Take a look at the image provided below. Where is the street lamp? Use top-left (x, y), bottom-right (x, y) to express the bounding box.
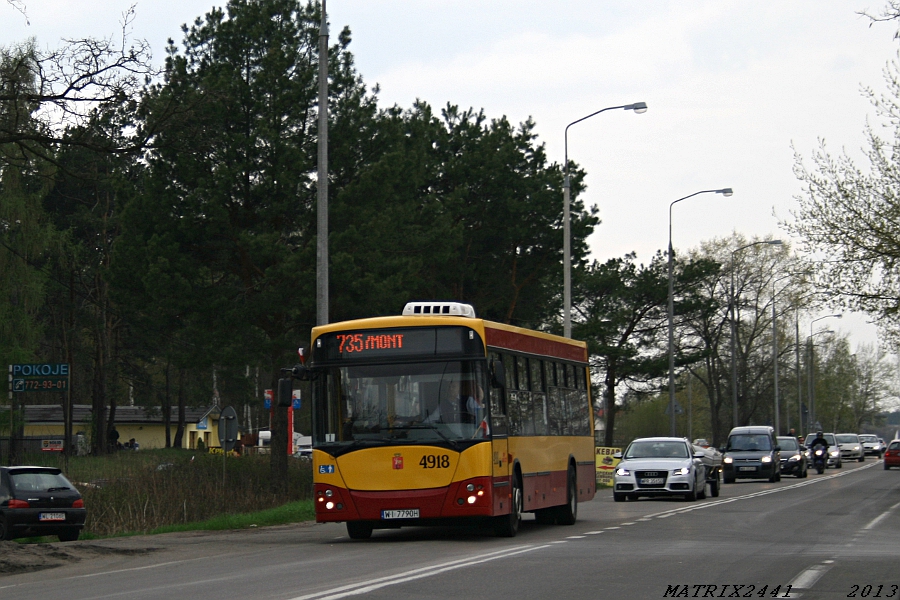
top-left (563, 102), bottom-right (648, 338)
top-left (730, 239), bottom-right (782, 428)
top-left (808, 313), bottom-right (842, 430)
top-left (666, 188), bottom-right (733, 436)
top-left (770, 273), bottom-right (797, 435)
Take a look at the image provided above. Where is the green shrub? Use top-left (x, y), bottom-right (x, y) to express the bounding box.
top-left (18, 449), bottom-right (313, 537)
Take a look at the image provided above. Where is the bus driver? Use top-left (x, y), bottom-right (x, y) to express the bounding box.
top-left (424, 379), bottom-right (482, 424)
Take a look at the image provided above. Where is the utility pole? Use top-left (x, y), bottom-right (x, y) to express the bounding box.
top-left (316, 0), bottom-right (329, 327)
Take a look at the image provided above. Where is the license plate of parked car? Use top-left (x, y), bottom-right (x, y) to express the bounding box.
top-left (39, 513), bottom-right (65, 521)
top-left (381, 509), bottom-right (419, 519)
top-left (639, 477), bottom-right (665, 485)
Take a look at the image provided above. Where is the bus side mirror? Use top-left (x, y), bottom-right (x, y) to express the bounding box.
top-left (277, 378), bottom-right (293, 407)
top-left (490, 359), bottom-right (506, 389)
top-left (291, 364), bottom-right (311, 381)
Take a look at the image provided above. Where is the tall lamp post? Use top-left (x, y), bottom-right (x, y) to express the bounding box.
top-left (563, 102), bottom-right (647, 338)
top-left (771, 273), bottom-right (812, 435)
top-left (808, 313), bottom-right (841, 430)
top-left (667, 188), bottom-right (733, 436)
top-left (730, 240), bottom-right (782, 428)
top-left (316, 1), bottom-right (329, 327)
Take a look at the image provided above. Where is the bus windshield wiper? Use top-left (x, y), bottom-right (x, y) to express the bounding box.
top-left (398, 424), bottom-right (459, 450)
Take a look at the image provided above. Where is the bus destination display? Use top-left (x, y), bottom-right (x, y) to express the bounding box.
top-left (317, 327), bottom-right (483, 362)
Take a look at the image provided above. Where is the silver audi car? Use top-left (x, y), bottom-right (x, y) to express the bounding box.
top-left (613, 437), bottom-right (707, 502)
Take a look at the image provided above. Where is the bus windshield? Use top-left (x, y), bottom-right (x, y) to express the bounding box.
top-left (313, 360), bottom-right (488, 447)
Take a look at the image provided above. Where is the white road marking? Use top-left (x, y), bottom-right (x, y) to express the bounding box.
top-left (863, 500), bottom-right (900, 530)
top-left (640, 462), bottom-right (879, 521)
top-left (789, 564), bottom-right (832, 589)
top-left (288, 545), bottom-right (553, 600)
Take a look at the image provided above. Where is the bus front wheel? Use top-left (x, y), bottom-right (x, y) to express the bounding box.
top-left (494, 475), bottom-right (522, 537)
top-left (347, 521), bottom-right (374, 540)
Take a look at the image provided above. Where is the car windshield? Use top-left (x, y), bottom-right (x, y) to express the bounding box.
top-left (835, 434), bottom-right (858, 443)
top-left (890, 442), bottom-right (900, 450)
top-left (726, 434), bottom-right (772, 451)
top-left (777, 437), bottom-right (799, 451)
top-left (859, 435), bottom-right (877, 443)
top-left (10, 470), bottom-right (73, 492)
top-left (625, 440), bottom-right (688, 459)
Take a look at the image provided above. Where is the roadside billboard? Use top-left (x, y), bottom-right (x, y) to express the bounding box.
top-left (595, 446), bottom-right (622, 487)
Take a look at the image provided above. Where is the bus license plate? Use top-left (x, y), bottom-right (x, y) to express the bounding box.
top-left (39, 513), bottom-right (65, 521)
top-left (381, 509), bottom-right (419, 520)
top-left (639, 478), bottom-right (664, 485)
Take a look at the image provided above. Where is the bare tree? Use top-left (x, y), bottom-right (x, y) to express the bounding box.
top-left (786, 5), bottom-right (900, 342)
top-left (0, 6), bottom-right (160, 166)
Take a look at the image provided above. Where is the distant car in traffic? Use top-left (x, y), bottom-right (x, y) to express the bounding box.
top-left (692, 438), bottom-right (711, 448)
top-left (613, 437), bottom-right (707, 502)
top-left (859, 434), bottom-right (884, 458)
top-left (776, 436), bottom-right (808, 478)
top-left (0, 466), bottom-right (86, 542)
top-left (804, 433), bottom-right (842, 468)
top-left (884, 440), bottom-right (900, 470)
top-left (722, 426), bottom-right (781, 483)
top-left (835, 433), bottom-right (865, 462)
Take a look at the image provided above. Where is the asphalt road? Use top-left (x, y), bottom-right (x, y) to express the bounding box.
top-left (1, 458), bottom-right (898, 600)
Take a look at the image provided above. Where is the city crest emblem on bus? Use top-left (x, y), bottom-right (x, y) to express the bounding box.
top-left (392, 455), bottom-right (404, 470)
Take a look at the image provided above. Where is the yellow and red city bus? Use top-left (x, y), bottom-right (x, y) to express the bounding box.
top-left (306, 301), bottom-right (596, 539)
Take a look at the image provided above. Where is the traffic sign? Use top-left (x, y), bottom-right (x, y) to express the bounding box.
top-left (218, 406), bottom-right (239, 452)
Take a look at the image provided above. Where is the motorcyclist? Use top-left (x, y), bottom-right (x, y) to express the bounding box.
top-left (808, 431), bottom-right (830, 463)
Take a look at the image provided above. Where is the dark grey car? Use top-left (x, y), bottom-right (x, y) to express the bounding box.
top-left (722, 426), bottom-right (781, 483)
top-left (0, 466), bottom-right (86, 541)
top-left (776, 436), bottom-right (808, 478)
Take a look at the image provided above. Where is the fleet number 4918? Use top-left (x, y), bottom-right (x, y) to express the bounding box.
top-left (420, 455), bottom-right (450, 468)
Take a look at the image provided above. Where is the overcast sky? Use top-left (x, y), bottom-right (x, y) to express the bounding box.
top-left (3, 0), bottom-right (898, 349)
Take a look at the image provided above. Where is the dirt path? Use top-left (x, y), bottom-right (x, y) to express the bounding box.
top-left (0, 540), bottom-right (157, 575)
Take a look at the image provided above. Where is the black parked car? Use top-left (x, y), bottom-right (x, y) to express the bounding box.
top-left (0, 466), bottom-right (86, 541)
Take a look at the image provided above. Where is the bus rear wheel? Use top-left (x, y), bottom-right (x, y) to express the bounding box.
top-left (347, 521), bottom-right (374, 540)
top-left (494, 475), bottom-right (522, 537)
top-left (555, 466), bottom-right (577, 525)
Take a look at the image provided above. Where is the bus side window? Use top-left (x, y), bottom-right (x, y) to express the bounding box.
top-left (530, 358), bottom-right (545, 392)
top-left (529, 358), bottom-right (547, 434)
top-left (489, 352), bottom-right (508, 417)
top-left (547, 387), bottom-right (564, 435)
top-left (507, 390), bottom-right (522, 436)
top-left (516, 355), bottom-right (529, 391)
top-left (513, 390), bottom-right (535, 435)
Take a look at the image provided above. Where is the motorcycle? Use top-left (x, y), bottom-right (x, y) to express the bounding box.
top-left (811, 443), bottom-right (827, 474)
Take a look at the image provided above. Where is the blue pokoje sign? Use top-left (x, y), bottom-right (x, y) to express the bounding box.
top-left (9, 364), bottom-right (71, 393)
top-left (11, 363), bottom-right (69, 377)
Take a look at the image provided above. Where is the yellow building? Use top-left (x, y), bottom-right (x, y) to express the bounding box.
top-left (6, 404), bottom-right (227, 453)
